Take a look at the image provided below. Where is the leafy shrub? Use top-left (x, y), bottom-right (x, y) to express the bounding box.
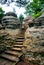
top-left (33, 11), bottom-right (42, 18)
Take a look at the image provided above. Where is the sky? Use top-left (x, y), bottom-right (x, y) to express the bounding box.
top-left (0, 0), bottom-right (33, 17)
top-left (0, 2), bottom-right (26, 17)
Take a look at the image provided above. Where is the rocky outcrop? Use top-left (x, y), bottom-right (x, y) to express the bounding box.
top-left (22, 14), bottom-right (44, 65)
top-left (23, 27), bottom-right (44, 64)
top-left (23, 16), bottom-right (34, 28)
top-left (2, 12), bottom-right (21, 29)
top-left (34, 13), bottom-right (44, 27)
top-left (0, 29), bottom-right (25, 65)
top-left (0, 24), bottom-right (5, 30)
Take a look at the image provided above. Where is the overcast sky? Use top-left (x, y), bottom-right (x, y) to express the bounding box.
top-left (0, 2), bottom-right (26, 17)
top-left (0, 0), bottom-right (32, 17)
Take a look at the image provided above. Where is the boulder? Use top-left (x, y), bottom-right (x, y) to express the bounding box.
top-left (2, 12), bottom-right (21, 29)
top-left (34, 13), bottom-right (44, 27)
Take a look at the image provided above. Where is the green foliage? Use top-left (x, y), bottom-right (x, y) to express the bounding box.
top-left (25, 0), bottom-right (44, 16)
top-left (0, 7), bottom-right (5, 19)
top-left (0, 0), bottom-right (29, 7)
top-left (19, 14), bottom-right (24, 23)
top-left (0, 7), bottom-right (5, 24)
top-left (0, 44), bottom-right (7, 53)
top-left (33, 11), bottom-right (42, 18)
top-left (38, 0), bottom-right (44, 4)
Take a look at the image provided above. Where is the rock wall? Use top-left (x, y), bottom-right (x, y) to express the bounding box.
top-left (23, 15), bottom-right (44, 65)
top-left (2, 12), bottom-right (21, 29)
top-left (34, 13), bottom-right (44, 27)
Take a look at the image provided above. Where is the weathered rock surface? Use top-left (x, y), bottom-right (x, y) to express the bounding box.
top-left (0, 29), bottom-right (25, 65)
top-left (0, 29), bottom-right (20, 46)
top-left (22, 14), bottom-right (44, 64)
top-left (0, 24), bottom-right (4, 29)
top-left (34, 13), bottom-right (44, 26)
top-left (2, 12), bottom-right (21, 29)
top-left (23, 27), bottom-right (44, 65)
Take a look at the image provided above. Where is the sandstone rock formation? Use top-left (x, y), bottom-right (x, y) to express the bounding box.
top-left (2, 12), bottom-right (21, 29)
top-left (34, 13), bottom-right (44, 27)
top-left (23, 15), bottom-right (44, 65)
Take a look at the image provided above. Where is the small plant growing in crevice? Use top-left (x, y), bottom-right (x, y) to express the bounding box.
top-left (0, 44), bottom-right (7, 53)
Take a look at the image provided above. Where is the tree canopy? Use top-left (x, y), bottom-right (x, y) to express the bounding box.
top-left (0, 0), bottom-right (29, 7)
top-left (16, 0), bottom-right (29, 7)
top-left (0, 0), bottom-right (44, 18)
top-left (25, 0), bottom-right (44, 17)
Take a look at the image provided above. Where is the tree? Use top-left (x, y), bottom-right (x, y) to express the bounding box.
top-left (0, 7), bottom-right (5, 23)
top-left (0, 0), bottom-right (29, 7)
top-left (19, 14), bottom-right (24, 24)
top-left (25, 0), bottom-right (44, 17)
top-left (16, 0), bottom-right (30, 7)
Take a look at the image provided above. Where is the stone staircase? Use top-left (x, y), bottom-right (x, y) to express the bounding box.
top-left (0, 29), bottom-right (25, 65)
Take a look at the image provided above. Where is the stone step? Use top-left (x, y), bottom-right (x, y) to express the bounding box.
top-left (0, 54), bottom-right (19, 62)
top-left (0, 59), bottom-right (15, 65)
top-left (13, 45), bottom-right (23, 48)
top-left (16, 42), bottom-right (23, 43)
top-left (0, 60), bottom-right (8, 65)
top-left (15, 39), bottom-right (24, 42)
top-left (19, 31), bottom-right (25, 33)
top-left (16, 34), bottom-right (24, 37)
top-left (16, 37), bottom-right (24, 39)
top-left (0, 30), bottom-right (25, 65)
top-left (5, 51), bottom-right (22, 57)
top-left (15, 40), bottom-right (24, 42)
top-left (15, 42), bottom-right (23, 45)
top-left (11, 48), bottom-right (22, 52)
top-left (14, 43), bottom-right (23, 45)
